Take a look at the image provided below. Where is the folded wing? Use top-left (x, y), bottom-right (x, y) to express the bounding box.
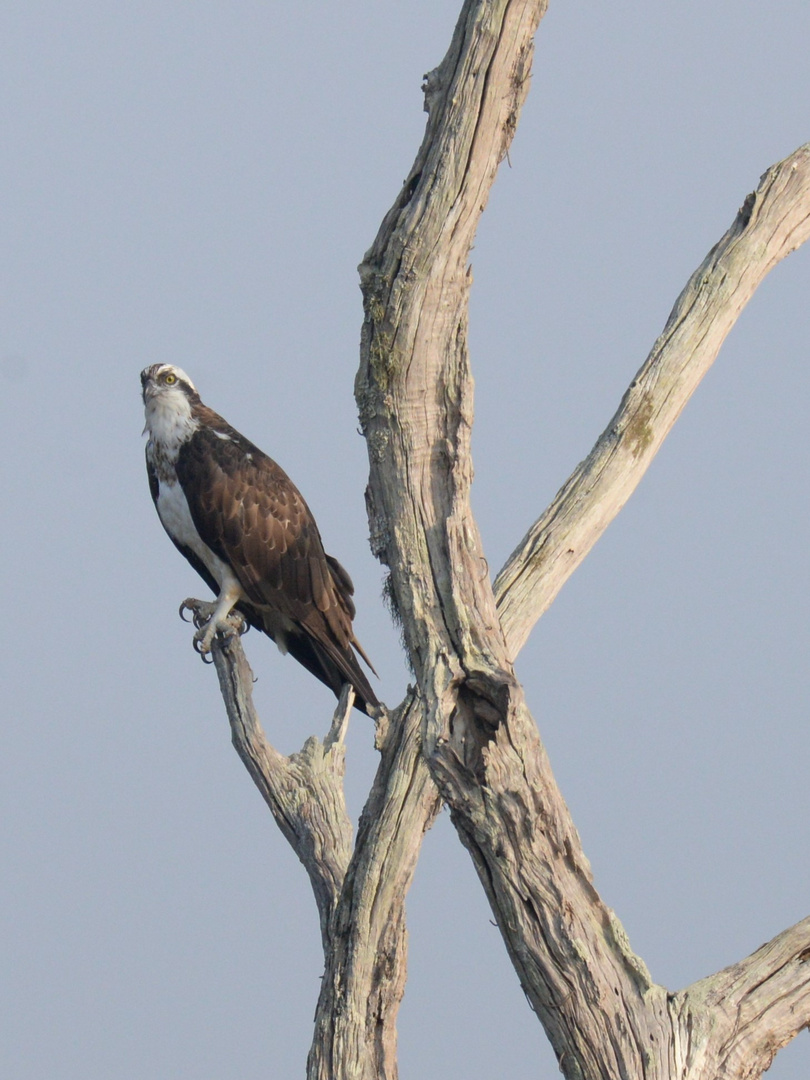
top-left (175, 414), bottom-right (379, 713)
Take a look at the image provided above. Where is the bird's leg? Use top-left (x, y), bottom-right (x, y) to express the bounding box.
top-left (179, 578), bottom-right (247, 658)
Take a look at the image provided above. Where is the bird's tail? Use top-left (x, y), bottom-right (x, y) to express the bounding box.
top-left (267, 622), bottom-right (380, 715)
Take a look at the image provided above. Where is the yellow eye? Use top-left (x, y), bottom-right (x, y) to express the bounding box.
top-left (164, 373), bottom-right (177, 385)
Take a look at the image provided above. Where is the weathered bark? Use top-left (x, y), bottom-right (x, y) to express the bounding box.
top-left (211, 632), bottom-right (353, 949)
top-left (212, 631), bottom-right (440, 1080)
top-left (356, 0), bottom-right (810, 1076)
top-left (306, 691), bottom-right (438, 1080)
top-left (203, 1), bottom-right (810, 1077)
top-left (494, 144), bottom-right (810, 656)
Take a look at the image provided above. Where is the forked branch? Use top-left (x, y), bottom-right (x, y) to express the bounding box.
top-left (205, 0), bottom-right (810, 1075)
top-left (677, 916), bottom-right (810, 1078)
top-left (211, 630), bottom-right (440, 1080)
top-left (211, 630), bottom-right (353, 948)
top-left (356, 0), bottom-right (810, 1073)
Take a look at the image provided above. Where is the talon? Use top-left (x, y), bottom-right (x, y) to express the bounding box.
top-left (181, 594), bottom-right (244, 658)
top-left (180, 598), bottom-right (217, 631)
top-left (193, 624), bottom-right (216, 654)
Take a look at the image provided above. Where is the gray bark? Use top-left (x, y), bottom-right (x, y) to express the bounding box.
top-left (494, 147), bottom-right (810, 656)
top-left (205, 2), bottom-right (810, 1077)
top-left (212, 634), bottom-right (439, 1080)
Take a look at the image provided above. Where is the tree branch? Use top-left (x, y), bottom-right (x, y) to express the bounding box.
top-left (356, 0), bottom-right (810, 1075)
top-left (359, 0), bottom-right (548, 687)
top-left (210, 7), bottom-right (552, 1073)
top-left (208, 3), bottom-right (809, 1077)
top-left (682, 917), bottom-right (810, 1079)
top-left (210, 631), bottom-right (441, 1080)
top-left (212, 615), bottom-right (810, 1078)
top-left (211, 630), bottom-right (353, 949)
top-left (493, 143), bottom-right (810, 656)
top-left (308, 692), bottom-right (440, 1080)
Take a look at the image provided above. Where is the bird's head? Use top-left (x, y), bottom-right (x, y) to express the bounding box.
top-left (141, 364), bottom-right (203, 444)
top-left (140, 364), bottom-right (199, 406)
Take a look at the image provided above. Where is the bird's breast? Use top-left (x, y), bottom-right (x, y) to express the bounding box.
top-left (155, 478), bottom-right (232, 589)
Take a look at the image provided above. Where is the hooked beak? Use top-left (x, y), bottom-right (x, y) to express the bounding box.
top-left (141, 377), bottom-right (157, 405)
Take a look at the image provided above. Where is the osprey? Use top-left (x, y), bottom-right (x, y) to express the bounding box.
top-left (141, 363), bottom-right (379, 715)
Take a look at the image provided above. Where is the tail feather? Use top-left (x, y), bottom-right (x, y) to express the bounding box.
top-left (283, 630), bottom-right (380, 715)
top-left (235, 598), bottom-right (380, 715)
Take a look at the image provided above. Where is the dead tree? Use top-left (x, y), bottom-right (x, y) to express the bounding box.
top-left (209, 2), bottom-right (810, 1077)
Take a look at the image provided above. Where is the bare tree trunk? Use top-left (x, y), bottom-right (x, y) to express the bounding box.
top-left (356, 1), bottom-right (810, 1077)
top-left (205, 2), bottom-right (810, 1077)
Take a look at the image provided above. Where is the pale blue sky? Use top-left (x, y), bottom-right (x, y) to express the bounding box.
top-left (2, 3), bottom-right (808, 1077)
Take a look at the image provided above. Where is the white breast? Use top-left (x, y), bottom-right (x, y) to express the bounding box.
top-left (156, 478), bottom-right (234, 589)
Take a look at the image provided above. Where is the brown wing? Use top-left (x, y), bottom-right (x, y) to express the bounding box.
top-left (175, 415), bottom-right (378, 711)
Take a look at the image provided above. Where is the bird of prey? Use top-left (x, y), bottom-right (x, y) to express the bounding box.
top-left (141, 363), bottom-right (379, 714)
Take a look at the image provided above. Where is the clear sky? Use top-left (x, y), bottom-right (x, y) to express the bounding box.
top-left (2, 3), bottom-right (808, 1077)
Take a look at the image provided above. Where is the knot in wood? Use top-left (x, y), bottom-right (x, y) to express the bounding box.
top-left (444, 668), bottom-right (517, 780)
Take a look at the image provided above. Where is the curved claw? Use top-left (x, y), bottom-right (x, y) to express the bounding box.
top-left (192, 635), bottom-right (215, 663)
top-left (180, 598), bottom-right (218, 633)
top-left (180, 598), bottom-right (210, 628)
